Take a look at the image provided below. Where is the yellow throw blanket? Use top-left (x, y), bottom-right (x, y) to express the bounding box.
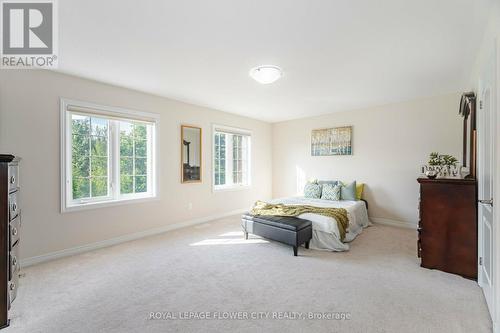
top-left (250, 201), bottom-right (349, 241)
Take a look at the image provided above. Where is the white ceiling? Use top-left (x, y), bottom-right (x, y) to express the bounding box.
top-left (57, 0), bottom-right (492, 122)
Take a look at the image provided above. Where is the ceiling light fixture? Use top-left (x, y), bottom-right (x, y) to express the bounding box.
top-left (249, 65), bottom-right (283, 84)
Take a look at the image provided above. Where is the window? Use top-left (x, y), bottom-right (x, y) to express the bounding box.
top-left (61, 99), bottom-right (158, 211)
top-left (213, 125), bottom-right (251, 190)
top-left (119, 121), bottom-right (151, 195)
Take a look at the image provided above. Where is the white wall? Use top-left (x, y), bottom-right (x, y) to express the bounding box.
top-left (0, 70), bottom-right (272, 260)
top-left (470, 1), bottom-right (500, 87)
top-left (272, 93), bottom-right (462, 226)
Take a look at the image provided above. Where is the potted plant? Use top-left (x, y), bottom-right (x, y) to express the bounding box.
top-left (426, 152), bottom-right (441, 178)
top-left (441, 154), bottom-right (458, 177)
top-left (425, 152), bottom-right (458, 179)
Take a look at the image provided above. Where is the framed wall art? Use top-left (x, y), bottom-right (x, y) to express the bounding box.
top-left (311, 126), bottom-right (352, 156)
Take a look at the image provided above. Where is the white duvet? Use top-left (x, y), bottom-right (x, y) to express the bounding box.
top-left (271, 197), bottom-right (372, 251)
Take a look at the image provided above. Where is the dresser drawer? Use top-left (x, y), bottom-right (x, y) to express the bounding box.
top-left (9, 242), bottom-right (19, 282)
top-left (8, 191), bottom-right (19, 221)
top-left (9, 216), bottom-right (20, 249)
top-left (8, 265), bottom-right (19, 306)
top-left (8, 164), bottom-right (18, 193)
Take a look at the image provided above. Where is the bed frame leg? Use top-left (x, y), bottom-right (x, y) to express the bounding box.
top-left (305, 241), bottom-right (310, 249)
top-left (293, 246), bottom-right (298, 256)
top-left (244, 231), bottom-right (248, 240)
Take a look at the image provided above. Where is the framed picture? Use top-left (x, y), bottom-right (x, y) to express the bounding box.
top-left (181, 125), bottom-right (202, 183)
top-left (311, 126), bottom-right (352, 156)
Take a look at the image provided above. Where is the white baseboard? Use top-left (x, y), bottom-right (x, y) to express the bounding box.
top-left (20, 208), bottom-right (247, 268)
top-left (370, 216), bottom-right (417, 229)
top-left (494, 321), bottom-right (498, 333)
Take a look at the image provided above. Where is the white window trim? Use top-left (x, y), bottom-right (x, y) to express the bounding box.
top-left (212, 124), bottom-right (252, 192)
top-left (60, 98), bottom-right (160, 213)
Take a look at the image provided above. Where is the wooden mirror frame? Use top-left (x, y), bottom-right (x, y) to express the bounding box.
top-left (181, 125), bottom-right (202, 183)
top-left (459, 92), bottom-right (477, 179)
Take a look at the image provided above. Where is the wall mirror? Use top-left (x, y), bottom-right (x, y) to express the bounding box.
top-left (459, 92), bottom-right (476, 179)
top-left (181, 125), bottom-right (202, 183)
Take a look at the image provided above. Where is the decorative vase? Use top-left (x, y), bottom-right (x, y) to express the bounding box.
top-left (448, 165), bottom-right (461, 178)
top-left (441, 166), bottom-right (449, 178)
top-left (425, 170), bottom-right (438, 179)
top-left (460, 166), bottom-right (470, 179)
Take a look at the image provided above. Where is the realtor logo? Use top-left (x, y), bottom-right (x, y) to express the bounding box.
top-left (1, 0), bottom-right (58, 68)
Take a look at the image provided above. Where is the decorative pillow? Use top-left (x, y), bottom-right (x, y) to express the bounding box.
top-left (356, 183), bottom-right (364, 200)
top-left (340, 181), bottom-right (357, 200)
top-left (318, 180), bottom-right (339, 187)
top-left (304, 182), bottom-right (322, 199)
top-left (321, 183), bottom-right (341, 201)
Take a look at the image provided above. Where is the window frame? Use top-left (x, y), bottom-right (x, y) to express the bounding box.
top-left (212, 124), bottom-right (252, 192)
top-left (60, 98), bottom-right (160, 213)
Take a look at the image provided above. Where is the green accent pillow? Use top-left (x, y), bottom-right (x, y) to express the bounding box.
top-left (321, 183), bottom-right (341, 201)
top-left (341, 181), bottom-right (357, 200)
top-left (304, 182), bottom-right (322, 199)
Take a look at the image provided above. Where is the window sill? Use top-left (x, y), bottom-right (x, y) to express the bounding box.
top-left (213, 185), bottom-right (251, 193)
top-left (62, 195), bottom-right (159, 213)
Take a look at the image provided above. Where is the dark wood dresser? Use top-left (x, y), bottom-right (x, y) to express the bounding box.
top-left (0, 155), bottom-right (20, 328)
top-left (417, 178), bottom-right (477, 279)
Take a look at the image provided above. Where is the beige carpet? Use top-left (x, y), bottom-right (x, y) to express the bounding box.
top-left (6, 216), bottom-right (492, 333)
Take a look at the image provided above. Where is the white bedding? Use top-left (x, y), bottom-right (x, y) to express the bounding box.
top-left (270, 197), bottom-right (372, 251)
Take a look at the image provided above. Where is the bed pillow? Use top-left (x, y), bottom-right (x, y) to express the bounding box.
top-left (321, 183), bottom-right (341, 201)
top-left (304, 182), bottom-right (322, 199)
top-left (318, 180), bottom-right (339, 186)
top-left (340, 181), bottom-right (357, 200)
top-left (356, 183), bottom-right (364, 200)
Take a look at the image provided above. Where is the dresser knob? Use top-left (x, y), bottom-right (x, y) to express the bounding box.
top-left (12, 257), bottom-right (17, 267)
top-left (9, 176), bottom-right (15, 184)
top-left (11, 227), bottom-right (17, 236)
top-left (10, 283), bottom-right (15, 291)
top-left (12, 203), bottom-right (17, 212)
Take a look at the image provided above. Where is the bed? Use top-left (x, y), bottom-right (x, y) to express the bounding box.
top-left (269, 197), bottom-right (372, 251)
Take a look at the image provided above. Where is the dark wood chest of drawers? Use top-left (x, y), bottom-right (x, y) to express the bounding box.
top-left (0, 155), bottom-right (20, 328)
top-left (417, 178), bottom-right (477, 279)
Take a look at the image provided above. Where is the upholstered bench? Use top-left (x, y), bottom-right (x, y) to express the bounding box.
top-left (241, 214), bottom-right (312, 256)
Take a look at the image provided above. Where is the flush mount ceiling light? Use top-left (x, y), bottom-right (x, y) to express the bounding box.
top-left (249, 65), bottom-right (283, 84)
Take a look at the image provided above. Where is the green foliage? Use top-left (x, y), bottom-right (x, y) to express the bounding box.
top-left (441, 155), bottom-right (458, 167)
top-left (119, 121), bottom-right (148, 194)
top-left (214, 133), bottom-right (226, 185)
top-left (428, 152), bottom-right (441, 166)
top-left (72, 116), bottom-right (148, 200)
top-left (72, 116), bottom-right (109, 199)
top-left (427, 152), bottom-right (458, 167)
top-left (120, 175), bottom-right (133, 194)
